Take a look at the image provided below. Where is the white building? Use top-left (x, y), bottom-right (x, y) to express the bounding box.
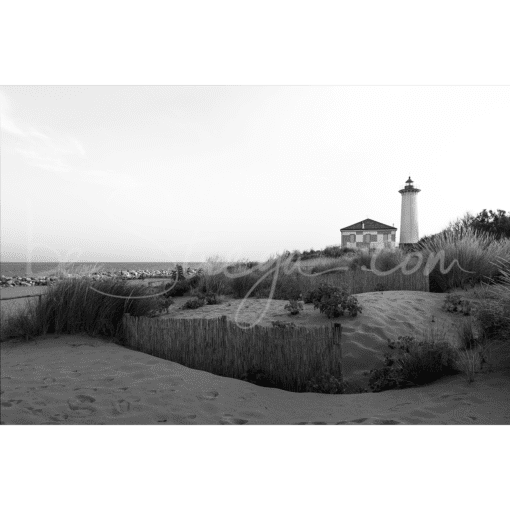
top-left (340, 218), bottom-right (397, 250)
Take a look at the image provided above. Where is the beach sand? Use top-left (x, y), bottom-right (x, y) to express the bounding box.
top-left (1, 290), bottom-right (509, 425)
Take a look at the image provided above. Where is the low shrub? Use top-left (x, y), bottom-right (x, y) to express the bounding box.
top-left (473, 300), bottom-right (510, 341)
top-left (148, 296), bottom-right (175, 317)
top-left (305, 373), bottom-right (344, 394)
top-left (204, 292), bottom-right (221, 305)
top-left (309, 284), bottom-right (362, 318)
top-left (182, 297), bottom-right (205, 310)
top-left (442, 293), bottom-right (472, 315)
top-left (284, 299), bottom-right (304, 315)
top-left (367, 335), bottom-right (460, 392)
top-left (190, 289), bottom-right (222, 304)
top-left (163, 279), bottom-right (191, 297)
top-left (240, 367), bottom-right (278, 388)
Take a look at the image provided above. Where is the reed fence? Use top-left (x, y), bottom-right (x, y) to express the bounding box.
top-left (121, 314), bottom-right (343, 392)
top-left (295, 268), bottom-right (429, 294)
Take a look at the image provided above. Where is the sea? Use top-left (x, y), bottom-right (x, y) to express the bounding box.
top-left (0, 262), bottom-right (204, 278)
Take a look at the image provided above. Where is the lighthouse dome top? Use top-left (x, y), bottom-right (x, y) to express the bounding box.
top-left (399, 176), bottom-right (421, 194)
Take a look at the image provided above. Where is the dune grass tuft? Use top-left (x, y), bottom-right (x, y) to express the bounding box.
top-left (417, 227), bottom-right (510, 292)
top-left (1, 278), bottom-right (167, 341)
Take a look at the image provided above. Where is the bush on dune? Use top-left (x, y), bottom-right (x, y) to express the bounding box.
top-left (368, 335), bottom-right (460, 392)
top-left (306, 283), bottom-right (362, 318)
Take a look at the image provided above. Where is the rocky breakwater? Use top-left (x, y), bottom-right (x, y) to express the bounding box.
top-left (1, 275), bottom-right (58, 287)
top-left (1, 267), bottom-right (203, 287)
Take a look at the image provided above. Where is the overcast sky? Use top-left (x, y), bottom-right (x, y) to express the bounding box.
top-left (1, 86), bottom-right (509, 263)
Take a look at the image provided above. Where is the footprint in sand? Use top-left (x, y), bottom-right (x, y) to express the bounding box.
top-left (2, 399), bottom-right (23, 407)
top-left (68, 394), bottom-right (97, 413)
top-left (369, 418), bottom-right (403, 425)
top-left (197, 391), bottom-right (219, 401)
top-left (219, 415), bottom-right (249, 425)
top-left (168, 414), bottom-right (198, 424)
top-left (25, 406), bottom-right (44, 416)
top-left (48, 413), bottom-right (69, 423)
top-left (112, 399), bottom-right (131, 414)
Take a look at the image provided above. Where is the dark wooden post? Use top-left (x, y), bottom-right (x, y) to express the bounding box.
top-left (333, 322), bottom-right (343, 384)
top-left (333, 323), bottom-right (342, 345)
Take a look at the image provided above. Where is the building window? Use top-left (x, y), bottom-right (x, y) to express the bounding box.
top-left (350, 234), bottom-right (355, 243)
top-left (370, 234), bottom-right (377, 242)
top-left (391, 234), bottom-right (395, 242)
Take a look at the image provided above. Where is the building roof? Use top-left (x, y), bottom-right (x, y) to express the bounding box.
top-left (340, 218), bottom-right (397, 231)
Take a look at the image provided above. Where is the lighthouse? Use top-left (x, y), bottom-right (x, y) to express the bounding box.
top-left (398, 176), bottom-right (421, 249)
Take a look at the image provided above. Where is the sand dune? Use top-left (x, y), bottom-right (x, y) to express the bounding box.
top-left (2, 290), bottom-right (509, 425)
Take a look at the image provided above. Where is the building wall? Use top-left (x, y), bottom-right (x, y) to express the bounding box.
top-left (341, 230), bottom-right (396, 249)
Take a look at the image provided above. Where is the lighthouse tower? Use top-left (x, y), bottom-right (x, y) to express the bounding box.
top-left (398, 176), bottom-right (421, 249)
